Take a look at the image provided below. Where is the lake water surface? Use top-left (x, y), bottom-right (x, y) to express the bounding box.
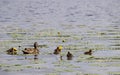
top-left (0, 0), bottom-right (120, 75)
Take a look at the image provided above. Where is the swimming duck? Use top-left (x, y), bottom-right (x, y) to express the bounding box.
top-left (66, 51), bottom-right (73, 60)
top-left (53, 45), bottom-right (63, 55)
top-left (84, 49), bottom-right (92, 55)
top-left (22, 42), bottom-right (39, 55)
top-left (6, 47), bottom-right (17, 55)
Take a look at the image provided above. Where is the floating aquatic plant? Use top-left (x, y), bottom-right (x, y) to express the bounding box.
top-left (64, 69), bottom-right (73, 72)
top-left (84, 73), bottom-right (99, 75)
top-left (14, 64), bottom-right (22, 66)
top-left (9, 33), bottom-right (25, 39)
top-left (46, 73), bottom-right (59, 75)
top-left (26, 66), bottom-right (32, 68)
top-left (3, 69), bottom-right (11, 72)
top-left (108, 72), bottom-right (120, 75)
top-left (1, 64), bottom-right (24, 72)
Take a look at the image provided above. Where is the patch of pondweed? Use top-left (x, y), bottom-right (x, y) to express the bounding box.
top-left (77, 54), bottom-right (93, 59)
top-left (34, 66), bottom-right (41, 69)
top-left (9, 40), bottom-right (22, 43)
top-left (5, 65), bottom-right (11, 68)
top-left (99, 32), bottom-right (106, 35)
top-left (113, 36), bottom-right (120, 38)
top-left (72, 36), bottom-right (83, 40)
top-left (110, 47), bottom-right (120, 50)
top-left (0, 64), bottom-right (9, 67)
top-left (14, 64), bottom-right (22, 66)
top-left (84, 73), bottom-right (99, 75)
top-left (54, 64), bottom-right (61, 67)
top-left (65, 64), bottom-right (75, 68)
top-left (0, 64), bottom-right (2, 67)
top-left (58, 35), bottom-right (70, 37)
top-left (26, 66), bottom-right (32, 68)
top-left (9, 33), bottom-right (25, 39)
top-left (77, 57), bottom-right (85, 62)
top-left (46, 73), bottom-right (59, 75)
top-left (93, 44), bottom-right (105, 50)
top-left (109, 72), bottom-right (120, 75)
top-left (34, 59), bottom-right (46, 64)
top-left (55, 67), bottom-right (65, 72)
top-left (64, 69), bottom-right (73, 72)
top-left (64, 45), bottom-right (81, 50)
top-left (109, 63), bottom-right (120, 67)
top-left (53, 61), bottom-right (65, 67)
top-left (3, 69), bottom-right (11, 72)
top-left (39, 44), bottom-right (48, 48)
top-left (55, 67), bottom-right (74, 72)
top-left (111, 44), bottom-right (120, 46)
top-left (90, 63), bottom-right (108, 67)
top-left (0, 41), bottom-right (12, 47)
top-left (1, 64), bottom-right (25, 72)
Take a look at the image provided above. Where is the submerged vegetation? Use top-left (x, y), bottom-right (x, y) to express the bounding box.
top-left (0, 26), bottom-right (119, 75)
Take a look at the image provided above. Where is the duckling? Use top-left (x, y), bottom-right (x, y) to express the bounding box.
top-left (53, 45), bottom-right (63, 55)
top-left (6, 47), bottom-right (17, 55)
top-left (22, 42), bottom-right (39, 55)
top-left (84, 49), bottom-right (92, 55)
top-left (66, 51), bottom-right (73, 60)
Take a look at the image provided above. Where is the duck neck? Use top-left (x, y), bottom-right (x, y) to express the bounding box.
top-left (34, 47), bottom-right (38, 49)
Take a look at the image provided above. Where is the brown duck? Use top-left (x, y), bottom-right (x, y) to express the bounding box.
top-left (22, 42), bottom-right (39, 55)
top-left (66, 51), bottom-right (73, 60)
top-left (6, 47), bottom-right (17, 55)
top-left (84, 49), bottom-right (92, 55)
top-left (53, 45), bottom-right (63, 55)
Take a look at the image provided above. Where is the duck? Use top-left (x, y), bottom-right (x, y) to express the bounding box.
top-left (22, 42), bottom-right (39, 55)
top-left (53, 45), bottom-right (63, 55)
top-left (6, 47), bottom-right (17, 55)
top-left (66, 51), bottom-right (73, 60)
top-left (84, 49), bottom-right (92, 55)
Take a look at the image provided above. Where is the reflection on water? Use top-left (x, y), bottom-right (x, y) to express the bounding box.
top-left (0, 0), bottom-right (120, 75)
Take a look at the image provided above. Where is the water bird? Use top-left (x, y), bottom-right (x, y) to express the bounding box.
top-left (6, 47), bottom-right (17, 55)
top-left (84, 49), bottom-right (92, 55)
top-left (66, 51), bottom-right (73, 60)
top-left (22, 42), bottom-right (39, 55)
top-left (53, 45), bottom-right (63, 55)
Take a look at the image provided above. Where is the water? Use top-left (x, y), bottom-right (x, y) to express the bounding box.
top-left (0, 0), bottom-right (120, 75)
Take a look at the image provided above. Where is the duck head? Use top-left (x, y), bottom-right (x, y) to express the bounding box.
top-left (89, 49), bottom-right (92, 52)
top-left (58, 45), bottom-right (63, 50)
